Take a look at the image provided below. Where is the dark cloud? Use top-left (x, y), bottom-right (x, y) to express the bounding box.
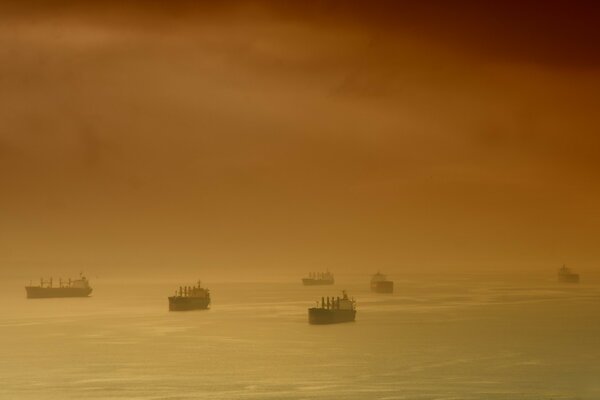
top-left (2, 1), bottom-right (599, 68)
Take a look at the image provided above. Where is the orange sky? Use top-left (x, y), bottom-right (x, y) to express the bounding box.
top-left (1, 1), bottom-right (599, 279)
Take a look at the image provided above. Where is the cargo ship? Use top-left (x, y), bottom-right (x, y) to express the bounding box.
top-left (308, 291), bottom-right (356, 324)
top-left (168, 281), bottom-right (211, 311)
top-left (302, 271), bottom-right (334, 286)
top-left (371, 271), bottom-right (394, 293)
top-left (25, 274), bottom-right (93, 298)
top-left (558, 265), bottom-right (580, 283)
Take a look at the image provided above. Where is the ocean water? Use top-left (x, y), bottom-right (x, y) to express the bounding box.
top-left (0, 275), bottom-right (599, 399)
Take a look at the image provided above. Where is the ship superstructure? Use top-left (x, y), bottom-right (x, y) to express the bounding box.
top-left (302, 271), bottom-right (334, 286)
top-left (308, 290), bottom-right (356, 324)
top-left (25, 274), bottom-right (93, 298)
top-left (371, 272), bottom-right (394, 293)
top-left (558, 265), bottom-right (580, 283)
top-left (168, 281), bottom-right (211, 311)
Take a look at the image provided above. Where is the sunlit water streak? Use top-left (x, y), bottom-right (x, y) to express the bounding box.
top-left (0, 275), bottom-right (599, 399)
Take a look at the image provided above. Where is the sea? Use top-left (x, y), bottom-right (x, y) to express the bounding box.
top-left (0, 273), bottom-right (598, 399)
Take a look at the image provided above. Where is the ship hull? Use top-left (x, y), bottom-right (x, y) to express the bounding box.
top-left (302, 278), bottom-right (334, 286)
top-left (558, 274), bottom-right (580, 283)
top-left (371, 281), bottom-right (394, 293)
top-left (308, 308), bottom-right (355, 324)
top-left (25, 287), bottom-right (92, 299)
top-left (168, 297), bottom-right (210, 311)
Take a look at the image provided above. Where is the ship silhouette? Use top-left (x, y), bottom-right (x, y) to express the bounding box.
top-left (308, 291), bottom-right (356, 324)
top-left (25, 274), bottom-right (92, 298)
top-left (558, 265), bottom-right (580, 283)
top-left (302, 271), bottom-right (334, 285)
top-left (169, 281), bottom-right (211, 311)
top-left (371, 271), bottom-right (394, 293)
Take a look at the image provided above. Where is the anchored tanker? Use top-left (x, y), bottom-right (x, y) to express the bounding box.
top-left (302, 271), bottom-right (334, 286)
top-left (25, 274), bottom-right (93, 298)
top-left (558, 265), bottom-right (580, 283)
top-left (371, 272), bottom-right (394, 293)
top-left (308, 291), bottom-right (356, 324)
top-left (169, 281), bottom-right (211, 311)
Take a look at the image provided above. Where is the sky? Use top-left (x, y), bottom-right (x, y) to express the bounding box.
top-left (1, 1), bottom-right (599, 279)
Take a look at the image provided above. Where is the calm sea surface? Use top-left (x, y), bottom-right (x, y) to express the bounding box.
top-left (0, 274), bottom-right (599, 399)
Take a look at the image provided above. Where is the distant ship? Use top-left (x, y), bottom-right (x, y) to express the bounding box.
top-left (302, 271), bottom-right (334, 286)
top-left (308, 291), bottom-right (356, 324)
top-left (25, 274), bottom-right (93, 298)
top-left (371, 272), bottom-right (394, 293)
top-left (558, 265), bottom-right (580, 283)
top-left (168, 281), bottom-right (211, 311)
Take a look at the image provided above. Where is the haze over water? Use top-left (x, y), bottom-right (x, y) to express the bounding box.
top-left (1, 273), bottom-right (599, 399)
top-left (1, 1), bottom-right (600, 399)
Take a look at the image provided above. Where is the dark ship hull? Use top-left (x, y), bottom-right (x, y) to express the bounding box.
top-left (25, 287), bottom-right (92, 299)
top-left (308, 308), bottom-right (355, 324)
top-left (371, 280), bottom-right (394, 293)
top-left (169, 296), bottom-right (210, 311)
top-left (302, 278), bottom-right (334, 286)
top-left (558, 274), bottom-right (580, 283)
